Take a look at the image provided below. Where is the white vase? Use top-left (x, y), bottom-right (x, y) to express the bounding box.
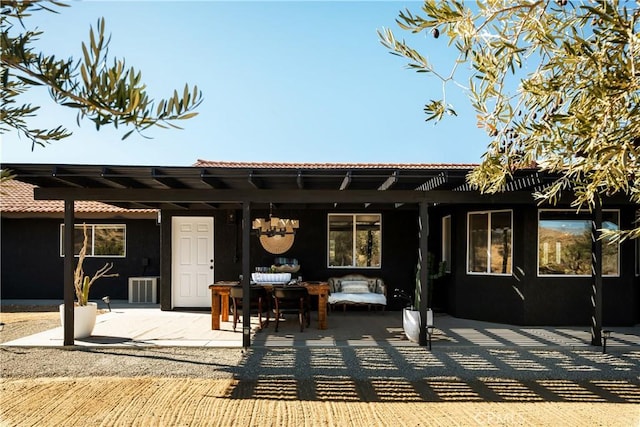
top-left (59, 302), bottom-right (98, 339)
top-left (403, 308), bottom-right (420, 342)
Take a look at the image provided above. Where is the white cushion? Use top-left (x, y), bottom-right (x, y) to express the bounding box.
top-left (340, 280), bottom-right (370, 294)
top-left (328, 292), bottom-right (386, 306)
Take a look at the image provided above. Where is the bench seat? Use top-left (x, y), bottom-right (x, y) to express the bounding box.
top-left (328, 292), bottom-right (387, 306)
top-left (327, 274), bottom-right (387, 312)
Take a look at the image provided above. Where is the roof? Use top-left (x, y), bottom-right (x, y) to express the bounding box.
top-left (193, 159), bottom-right (479, 169)
top-left (0, 179), bottom-right (157, 218)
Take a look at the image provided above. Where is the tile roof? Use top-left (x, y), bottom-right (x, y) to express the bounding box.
top-left (193, 159), bottom-right (479, 169)
top-left (0, 180), bottom-right (157, 214)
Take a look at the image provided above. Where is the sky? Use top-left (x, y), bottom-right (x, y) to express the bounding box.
top-left (1, 0), bottom-right (489, 167)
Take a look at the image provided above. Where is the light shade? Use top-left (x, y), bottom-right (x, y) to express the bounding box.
top-left (252, 217), bottom-right (299, 236)
top-left (252, 215), bottom-right (299, 254)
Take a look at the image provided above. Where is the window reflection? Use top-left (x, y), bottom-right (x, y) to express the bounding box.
top-left (61, 224), bottom-right (126, 257)
top-left (468, 213), bottom-right (488, 273)
top-left (328, 214), bottom-right (381, 268)
top-left (442, 215), bottom-right (451, 273)
top-left (95, 225), bottom-right (125, 256)
top-left (467, 210), bottom-right (512, 275)
top-left (538, 210), bottom-right (619, 276)
top-left (491, 211), bottom-right (512, 274)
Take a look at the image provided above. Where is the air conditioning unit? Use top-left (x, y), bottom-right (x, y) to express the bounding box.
top-left (128, 277), bottom-right (158, 304)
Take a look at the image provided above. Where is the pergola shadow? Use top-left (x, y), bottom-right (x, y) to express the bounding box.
top-left (225, 345), bottom-right (640, 403)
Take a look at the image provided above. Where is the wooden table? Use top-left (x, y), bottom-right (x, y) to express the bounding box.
top-left (208, 281), bottom-right (330, 330)
top-left (301, 282), bottom-right (330, 330)
top-left (208, 282), bottom-right (236, 330)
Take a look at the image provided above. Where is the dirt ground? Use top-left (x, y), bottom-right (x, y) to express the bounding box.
top-left (1, 306), bottom-right (639, 426)
top-left (2, 377), bottom-right (639, 426)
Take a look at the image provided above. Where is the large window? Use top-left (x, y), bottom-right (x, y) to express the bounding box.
top-left (538, 210), bottom-right (619, 276)
top-left (328, 214), bottom-right (381, 268)
top-left (61, 224), bottom-right (126, 257)
top-left (442, 215), bottom-right (451, 273)
top-left (467, 210), bottom-right (512, 275)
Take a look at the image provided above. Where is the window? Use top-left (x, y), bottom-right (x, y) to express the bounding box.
top-left (328, 214), bottom-right (381, 268)
top-left (538, 210), bottom-right (619, 276)
top-left (442, 215), bottom-right (451, 273)
top-left (467, 210), bottom-right (512, 275)
top-left (61, 224), bottom-right (126, 257)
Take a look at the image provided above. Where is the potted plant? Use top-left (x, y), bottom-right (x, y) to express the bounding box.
top-left (59, 223), bottom-right (118, 338)
top-left (394, 254), bottom-right (446, 342)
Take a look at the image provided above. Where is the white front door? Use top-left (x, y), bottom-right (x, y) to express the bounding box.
top-left (172, 216), bottom-right (214, 308)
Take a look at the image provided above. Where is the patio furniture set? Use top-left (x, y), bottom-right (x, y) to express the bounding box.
top-left (208, 274), bottom-right (387, 332)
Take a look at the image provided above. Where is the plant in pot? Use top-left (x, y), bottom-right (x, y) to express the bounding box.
top-left (59, 223), bottom-right (118, 338)
top-left (394, 254), bottom-right (446, 342)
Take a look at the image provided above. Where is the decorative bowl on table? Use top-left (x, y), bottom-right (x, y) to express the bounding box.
top-left (272, 265), bottom-right (300, 273)
top-left (251, 272), bottom-right (292, 284)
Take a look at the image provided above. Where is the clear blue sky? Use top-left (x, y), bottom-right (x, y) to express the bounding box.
top-left (2, 1), bottom-right (488, 167)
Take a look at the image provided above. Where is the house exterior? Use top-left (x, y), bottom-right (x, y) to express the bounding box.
top-left (0, 180), bottom-right (160, 301)
top-left (2, 161), bottom-right (638, 337)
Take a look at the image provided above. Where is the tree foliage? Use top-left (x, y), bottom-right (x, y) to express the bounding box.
top-left (379, 0), bottom-right (639, 239)
top-left (1, 1), bottom-right (203, 150)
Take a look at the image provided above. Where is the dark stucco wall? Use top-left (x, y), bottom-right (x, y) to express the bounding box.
top-left (1, 218), bottom-right (160, 300)
top-left (433, 204), bottom-right (638, 326)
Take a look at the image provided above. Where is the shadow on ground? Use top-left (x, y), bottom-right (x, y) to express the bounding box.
top-left (225, 346), bottom-right (640, 403)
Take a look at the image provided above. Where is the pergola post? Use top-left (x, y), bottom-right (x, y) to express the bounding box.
top-left (63, 199), bottom-right (75, 346)
top-left (242, 201), bottom-right (252, 348)
top-left (590, 198), bottom-right (603, 346)
top-left (418, 201), bottom-right (430, 346)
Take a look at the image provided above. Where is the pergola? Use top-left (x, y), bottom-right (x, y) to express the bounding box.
top-left (5, 161), bottom-right (610, 348)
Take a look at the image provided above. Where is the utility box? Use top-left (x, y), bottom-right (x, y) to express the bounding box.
top-left (128, 277), bottom-right (158, 304)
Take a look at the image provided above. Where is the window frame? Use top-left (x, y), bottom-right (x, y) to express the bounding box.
top-left (537, 209), bottom-right (620, 277)
top-left (60, 223), bottom-right (127, 258)
top-left (466, 209), bottom-right (513, 276)
top-left (327, 213), bottom-right (382, 269)
top-left (442, 215), bottom-right (452, 273)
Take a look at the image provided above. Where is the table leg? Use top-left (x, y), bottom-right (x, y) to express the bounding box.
top-left (221, 293), bottom-right (229, 322)
top-left (211, 291), bottom-right (221, 330)
top-left (317, 291), bottom-right (328, 330)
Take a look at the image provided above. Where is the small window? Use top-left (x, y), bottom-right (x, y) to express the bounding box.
top-left (538, 210), bottom-right (619, 276)
top-left (467, 210), bottom-right (512, 275)
top-left (442, 215), bottom-right (451, 273)
top-left (61, 224), bottom-right (126, 257)
top-left (328, 214), bottom-right (381, 268)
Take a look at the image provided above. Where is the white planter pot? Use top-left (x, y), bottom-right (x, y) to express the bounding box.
top-left (59, 302), bottom-right (98, 339)
top-left (403, 308), bottom-right (420, 342)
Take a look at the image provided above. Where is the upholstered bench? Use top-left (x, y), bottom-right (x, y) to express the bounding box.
top-left (327, 274), bottom-right (387, 312)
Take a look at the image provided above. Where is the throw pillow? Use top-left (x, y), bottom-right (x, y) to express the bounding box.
top-left (341, 281), bottom-right (370, 294)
